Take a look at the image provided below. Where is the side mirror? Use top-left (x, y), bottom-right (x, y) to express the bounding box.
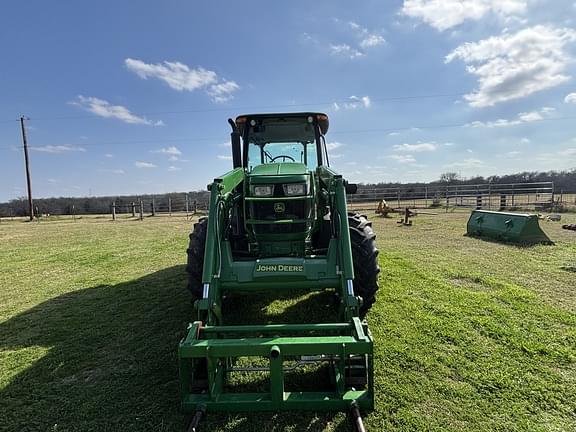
top-left (345, 183), bottom-right (358, 195)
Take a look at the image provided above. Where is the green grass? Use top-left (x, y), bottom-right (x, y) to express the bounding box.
top-left (1, 212), bottom-right (575, 431)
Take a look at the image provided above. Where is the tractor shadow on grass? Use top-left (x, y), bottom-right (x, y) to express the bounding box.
top-left (0, 266), bottom-right (349, 432)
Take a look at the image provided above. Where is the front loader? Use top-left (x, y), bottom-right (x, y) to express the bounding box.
top-left (179, 113), bottom-right (379, 430)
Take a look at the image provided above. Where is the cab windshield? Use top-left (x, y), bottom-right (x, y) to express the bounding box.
top-left (247, 141), bottom-right (317, 171)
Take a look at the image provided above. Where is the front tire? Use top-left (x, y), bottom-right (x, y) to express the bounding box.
top-left (348, 213), bottom-right (380, 317)
top-left (186, 217), bottom-right (208, 299)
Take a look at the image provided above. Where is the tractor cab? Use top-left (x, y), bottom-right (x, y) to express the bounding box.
top-left (232, 114), bottom-right (331, 256)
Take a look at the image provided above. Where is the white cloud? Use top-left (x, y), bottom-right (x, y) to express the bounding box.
top-left (217, 155), bottom-right (233, 160)
top-left (359, 34), bottom-right (386, 49)
top-left (520, 137), bottom-right (531, 144)
top-left (467, 107), bottom-right (555, 127)
top-left (390, 154), bottom-right (417, 163)
top-left (125, 58), bottom-right (240, 102)
top-left (329, 44), bottom-right (364, 59)
top-left (71, 95), bottom-right (163, 125)
top-left (47, 178), bottom-right (59, 183)
top-left (565, 93), bottom-right (576, 103)
top-left (207, 80), bottom-right (240, 103)
top-left (31, 145), bottom-right (86, 153)
top-left (334, 96), bottom-right (371, 111)
top-left (388, 132), bottom-right (401, 136)
top-left (307, 20), bottom-right (384, 61)
top-left (347, 21), bottom-right (386, 49)
top-left (99, 168), bottom-right (125, 175)
top-left (125, 58), bottom-right (217, 91)
top-left (401, 0), bottom-right (527, 31)
top-left (168, 166), bottom-right (182, 171)
top-left (151, 146), bottom-right (182, 156)
top-left (559, 148), bottom-right (576, 156)
top-left (393, 142), bottom-right (438, 152)
top-left (326, 142), bottom-right (344, 151)
top-left (134, 161), bottom-right (156, 168)
top-left (445, 158), bottom-right (484, 169)
top-left (506, 151), bottom-right (522, 157)
top-left (446, 26), bottom-right (576, 107)
top-left (104, 153), bottom-right (114, 158)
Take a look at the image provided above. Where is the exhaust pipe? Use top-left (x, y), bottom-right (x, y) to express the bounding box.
top-left (228, 118), bottom-right (242, 169)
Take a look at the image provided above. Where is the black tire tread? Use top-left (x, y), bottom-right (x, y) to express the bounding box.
top-left (348, 212), bottom-right (380, 317)
top-left (185, 217), bottom-right (208, 299)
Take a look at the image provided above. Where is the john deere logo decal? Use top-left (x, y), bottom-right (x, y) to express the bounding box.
top-left (274, 202), bottom-right (285, 213)
top-left (256, 264), bottom-right (304, 272)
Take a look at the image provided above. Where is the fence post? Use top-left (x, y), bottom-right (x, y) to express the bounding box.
top-left (194, 200), bottom-right (198, 214)
top-left (72, 204), bottom-right (76, 222)
top-left (425, 186), bottom-right (428, 208)
top-left (151, 198), bottom-right (156, 216)
top-left (168, 196), bottom-right (172, 216)
top-left (185, 194), bottom-right (189, 220)
top-left (139, 199), bottom-right (144, 221)
top-left (445, 187), bottom-right (449, 212)
top-left (397, 190), bottom-right (400, 208)
top-left (499, 193), bottom-right (506, 210)
top-left (131, 202), bottom-right (136, 217)
top-left (112, 201), bottom-right (116, 221)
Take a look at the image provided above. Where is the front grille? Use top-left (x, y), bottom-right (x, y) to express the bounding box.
top-left (248, 185), bottom-right (309, 235)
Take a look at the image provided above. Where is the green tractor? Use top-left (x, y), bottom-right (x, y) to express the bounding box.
top-left (180, 113), bottom-right (379, 430)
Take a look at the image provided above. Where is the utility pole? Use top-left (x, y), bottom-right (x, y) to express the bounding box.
top-left (20, 116), bottom-right (34, 221)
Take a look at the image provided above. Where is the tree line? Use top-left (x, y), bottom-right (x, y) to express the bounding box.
top-left (0, 191), bottom-right (210, 218)
top-left (356, 168), bottom-right (576, 192)
top-left (1, 169), bottom-right (574, 217)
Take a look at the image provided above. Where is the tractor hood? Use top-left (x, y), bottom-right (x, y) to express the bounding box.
top-left (250, 162), bottom-right (308, 176)
top-left (249, 163), bottom-right (308, 184)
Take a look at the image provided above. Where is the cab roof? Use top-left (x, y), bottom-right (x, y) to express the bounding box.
top-left (235, 112), bottom-right (329, 139)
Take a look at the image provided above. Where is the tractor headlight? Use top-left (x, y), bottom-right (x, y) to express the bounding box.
top-left (283, 183), bottom-right (306, 196)
top-left (252, 185), bottom-right (274, 197)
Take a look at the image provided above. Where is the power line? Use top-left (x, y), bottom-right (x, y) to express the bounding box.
top-left (0, 92), bottom-right (467, 123)
top-left (2, 113), bottom-right (576, 151)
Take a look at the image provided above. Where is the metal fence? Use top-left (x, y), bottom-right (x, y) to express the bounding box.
top-left (110, 193), bottom-right (209, 220)
top-left (348, 182), bottom-right (556, 211)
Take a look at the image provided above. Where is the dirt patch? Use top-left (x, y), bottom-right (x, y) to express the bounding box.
top-left (449, 275), bottom-right (494, 292)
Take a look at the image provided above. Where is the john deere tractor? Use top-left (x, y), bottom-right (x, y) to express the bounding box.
top-left (180, 113), bottom-right (379, 430)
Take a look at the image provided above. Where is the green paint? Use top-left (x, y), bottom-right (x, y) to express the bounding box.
top-left (180, 113), bottom-right (372, 415)
top-left (466, 210), bottom-right (553, 244)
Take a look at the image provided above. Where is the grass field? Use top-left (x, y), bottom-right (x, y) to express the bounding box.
top-left (1, 212), bottom-right (575, 431)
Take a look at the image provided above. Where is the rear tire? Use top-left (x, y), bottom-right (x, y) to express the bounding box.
top-left (186, 217), bottom-right (208, 299)
top-left (348, 213), bottom-right (380, 317)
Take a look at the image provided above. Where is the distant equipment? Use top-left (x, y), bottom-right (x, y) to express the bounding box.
top-left (375, 199), bottom-right (394, 217)
top-left (397, 207), bottom-right (415, 226)
top-left (466, 210), bottom-right (553, 244)
top-left (562, 224), bottom-right (576, 231)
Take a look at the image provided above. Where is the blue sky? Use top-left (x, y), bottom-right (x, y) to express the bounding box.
top-left (1, 0), bottom-right (576, 201)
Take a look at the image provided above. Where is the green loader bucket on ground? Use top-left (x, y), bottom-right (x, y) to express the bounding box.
top-left (466, 210), bottom-right (553, 245)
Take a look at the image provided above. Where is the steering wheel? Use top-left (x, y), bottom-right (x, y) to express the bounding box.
top-left (270, 155), bottom-right (296, 162)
